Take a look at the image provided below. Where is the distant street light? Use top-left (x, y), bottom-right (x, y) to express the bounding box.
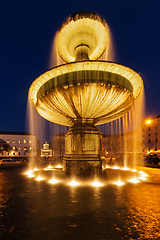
top-left (146, 119), bottom-right (151, 124)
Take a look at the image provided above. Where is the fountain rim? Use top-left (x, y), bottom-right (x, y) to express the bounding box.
top-left (29, 60), bottom-right (143, 106)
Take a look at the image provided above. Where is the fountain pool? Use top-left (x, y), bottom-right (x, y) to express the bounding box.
top-left (0, 166), bottom-right (160, 240)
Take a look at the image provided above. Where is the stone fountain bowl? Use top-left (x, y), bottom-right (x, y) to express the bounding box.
top-left (29, 60), bottom-right (143, 126)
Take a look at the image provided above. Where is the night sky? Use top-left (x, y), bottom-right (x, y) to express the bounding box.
top-left (0, 1), bottom-right (160, 136)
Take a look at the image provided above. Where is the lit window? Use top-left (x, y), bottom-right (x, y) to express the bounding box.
top-left (13, 146), bottom-right (15, 150)
top-left (13, 139), bottom-right (15, 143)
top-left (18, 140), bottom-right (21, 143)
top-left (24, 139), bottom-right (26, 143)
top-left (29, 140), bottom-right (31, 143)
top-left (24, 147), bottom-right (26, 150)
top-left (29, 147), bottom-right (31, 150)
top-left (18, 147), bottom-right (21, 150)
top-left (7, 140), bottom-right (9, 143)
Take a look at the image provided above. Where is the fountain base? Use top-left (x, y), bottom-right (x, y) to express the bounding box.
top-left (63, 119), bottom-right (103, 175)
top-left (62, 159), bottom-right (102, 175)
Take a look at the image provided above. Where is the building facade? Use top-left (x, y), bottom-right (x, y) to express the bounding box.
top-left (52, 133), bottom-right (65, 158)
top-left (141, 115), bottom-right (160, 155)
top-left (0, 131), bottom-right (37, 158)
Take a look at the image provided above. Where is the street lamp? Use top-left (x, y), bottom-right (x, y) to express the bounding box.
top-left (146, 119), bottom-right (151, 124)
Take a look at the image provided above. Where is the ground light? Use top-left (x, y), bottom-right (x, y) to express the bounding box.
top-left (25, 170), bottom-right (35, 178)
top-left (44, 165), bottom-right (55, 171)
top-left (122, 166), bottom-right (130, 171)
top-left (90, 180), bottom-right (104, 187)
top-left (28, 172), bottom-right (35, 178)
top-left (36, 176), bottom-right (45, 181)
top-left (24, 166), bottom-right (149, 185)
top-left (49, 178), bottom-right (60, 184)
top-left (139, 171), bottom-right (148, 177)
top-left (138, 176), bottom-right (147, 181)
top-left (131, 169), bottom-right (137, 172)
top-left (112, 165), bottom-right (119, 169)
top-left (55, 164), bottom-right (62, 169)
top-left (68, 180), bottom-right (80, 187)
top-left (128, 177), bottom-right (140, 183)
top-left (114, 179), bottom-right (125, 186)
top-left (33, 167), bottom-right (39, 171)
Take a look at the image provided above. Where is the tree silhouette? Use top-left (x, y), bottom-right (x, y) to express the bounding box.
top-left (0, 139), bottom-right (12, 153)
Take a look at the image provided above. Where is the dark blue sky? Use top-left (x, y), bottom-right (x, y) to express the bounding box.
top-left (0, 0), bottom-right (160, 134)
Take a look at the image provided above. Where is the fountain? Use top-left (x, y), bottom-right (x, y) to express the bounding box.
top-left (29, 11), bottom-right (143, 175)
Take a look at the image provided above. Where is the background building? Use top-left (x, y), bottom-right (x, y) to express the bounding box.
top-left (141, 114), bottom-right (160, 155)
top-left (52, 133), bottom-right (65, 158)
top-left (0, 131), bottom-right (37, 158)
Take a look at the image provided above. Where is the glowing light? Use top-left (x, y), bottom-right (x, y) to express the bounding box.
top-left (131, 169), bottom-right (137, 172)
top-left (33, 167), bottom-right (39, 171)
top-left (114, 179), bottom-right (124, 186)
top-left (128, 177), bottom-right (140, 184)
top-left (36, 176), bottom-right (44, 181)
top-left (28, 172), bottom-right (35, 178)
top-left (139, 176), bottom-right (147, 181)
top-left (47, 165), bottom-right (52, 169)
top-left (122, 166), bottom-right (130, 171)
top-left (44, 165), bottom-right (55, 171)
top-left (91, 180), bottom-right (103, 187)
top-left (55, 164), bottom-right (62, 169)
top-left (146, 119), bottom-right (151, 124)
top-left (25, 169), bottom-right (33, 175)
top-left (139, 171), bottom-right (148, 177)
top-left (49, 178), bottom-right (59, 184)
top-left (112, 165), bottom-right (119, 169)
top-left (68, 180), bottom-right (80, 187)
top-left (105, 165), bottom-right (109, 168)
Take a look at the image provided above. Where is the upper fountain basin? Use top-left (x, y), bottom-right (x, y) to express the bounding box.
top-left (56, 10), bottom-right (109, 62)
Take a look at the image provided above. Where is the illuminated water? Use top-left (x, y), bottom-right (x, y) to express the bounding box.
top-left (1, 166), bottom-right (160, 240)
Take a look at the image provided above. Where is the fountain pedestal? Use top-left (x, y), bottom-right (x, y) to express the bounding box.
top-left (62, 119), bottom-right (103, 175)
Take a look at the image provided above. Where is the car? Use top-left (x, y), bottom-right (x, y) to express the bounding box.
top-left (144, 154), bottom-right (160, 164)
top-left (0, 158), bottom-right (23, 166)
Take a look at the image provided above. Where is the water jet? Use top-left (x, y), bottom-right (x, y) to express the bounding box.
top-left (29, 11), bottom-right (143, 175)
